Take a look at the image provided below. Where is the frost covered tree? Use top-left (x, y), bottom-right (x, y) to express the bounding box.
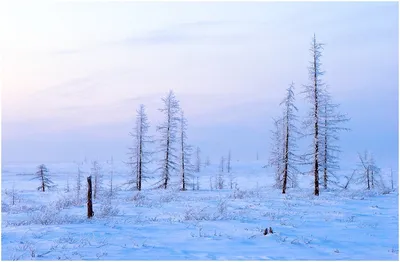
top-left (269, 118), bottom-right (284, 188)
top-left (219, 156), bottom-right (225, 173)
top-left (157, 90), bottom-right (180, 189)
top-left (302, 34), bottom-right (326, 196)
top-left (357, 151), bottom-right (381, 190)
top-left (75, 164), bottom-right (83, 204)
top-left (195, 146), bottom-right (201, 172)
top-left (280, 82), bottom-right (300, 194)
top-left (179, 110), bottom-right (193, 191)
top-left (320, 91), bottom-right (350, 189)
top-left (91, 161), bottom-right (103, 199)
top-left (205, 156), bottom-right (210, 167)
top-left (227, 150), bottom-right (232, 173)
top-left (128, 104), bottom-right (153, 191)
top-left (34, 164), bottom-right (54, 192)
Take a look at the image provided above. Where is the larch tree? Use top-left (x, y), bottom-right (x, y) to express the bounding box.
top-left (91, 161), bottom-right (103, 199)
top-left (280, 82), bottom-right (300, 194)
top-left (269, 117), bottom-right (284, 189)
top-left (195, 146), bottom-right (201, 172)
top-left (34, 164), bottom-right (54, 192)
top-left (179, 110), bottom-right (193, 191)
top-left (75, 164), bottom-right (83, 204)
top-left (319, 90), bottom-right (350, 189)
top-left (128, 104), bottom-right (153, 191)
top-left (157, 90), bottom-right (180, 189)
top-left (227, 150), bottom-right (232, 173)
top-left (219, 156), bottom-right (225, 173)
top-left (302, 34), bottom-right (326, 196)
top-left (357, 151), bottom-right (381, 190)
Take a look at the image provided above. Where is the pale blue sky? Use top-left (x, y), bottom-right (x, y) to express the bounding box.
top-left (0, 1), bottom-right (398, 170)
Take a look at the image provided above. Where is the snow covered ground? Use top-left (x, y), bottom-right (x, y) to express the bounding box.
top-left (1, 160), bottom-right (398, 260)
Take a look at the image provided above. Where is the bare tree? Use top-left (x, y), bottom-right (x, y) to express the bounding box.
top-left (302, 34), bottom-right (326, 196)
top-left (320, 90), bottom-right (350, 189)
top-left (280, 82), bottom-right (300, 194)
top-left (357, 151), bottom-right (381, 190)
top-left (128, 104), bottom-right (153, 191)
top-left (219, 156), bottom-right (225, 173)
top-left (157, 90), bottom-right (180, 189)
top-left (195, 146), bottom-right (201, 172)
top-left (205, 156), bottom-right (210, 167)
top-left (227, 150), bottom-right (232, 173)
top-left (179, 110), bottom-right (193, 191)
top-left (91, 161), bottom-right (103, 199)
top-left (269, 118), bottom-right (284, 189)
top-left (34, 164), bottom-right (54, 192)
top-left (75, 164), bottom-right (83, 204)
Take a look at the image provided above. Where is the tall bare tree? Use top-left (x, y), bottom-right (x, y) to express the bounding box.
top-left (34, 164), bottom-right (54, 192)
top-left (157, 90), bottom-right (180, 189)
top-left (280, 82), bottom-right (300, 194)
top-left (179, 110), bottom-right (193, 191)
top-left (302, 34), bottom-right (326, 196)
top-left (128, 104), bottom-right (153, 191)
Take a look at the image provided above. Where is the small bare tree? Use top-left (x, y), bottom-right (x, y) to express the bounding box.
top-left (34, 164), bottom-right (54, 192)
top-left (269, 118), bottom-right (284, 189)
top-left (280, 82), bottom-right (301, 194)
top-left (128, 104), bottom-right (153, 191)
top-left (205, 156), bottom-right (210, 167)
top-left (75, 164), bottom-right (83, 204)
top-left (91, 161), bottom-right (103, 199)
top-left (157, 90), bottom-right (180, 189)
top-left (357, 151), bottom-right (381, 190)
top-left (219, 156), bottom-right (225, 173)
top-left (179, 110), bottom-right (194, 191)
top-left (227, 150), bottom-right (232, 173)
top-left (320, 91), bottom-right (350, 189)
top-left (195, 146), bottom-right (201, 172)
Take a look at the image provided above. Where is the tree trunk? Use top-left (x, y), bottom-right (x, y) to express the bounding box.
top-left (181, 131), bottom-right (185, 191)
top-left (313, 36), bottom-right (320, 196)
top-left (87, 176), bottom-right (94, 218)
top-left (282, 122), bottom-right (289, 194)
top-left (41, 168), bottom-right (45, 192)
top-left (367, 168), bottom-right (370, 190)
top-left (138, 122), bottom-right (143, 191)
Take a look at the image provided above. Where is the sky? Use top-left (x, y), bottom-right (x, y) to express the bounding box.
top-left (0, 1), bottom-right (398, 171)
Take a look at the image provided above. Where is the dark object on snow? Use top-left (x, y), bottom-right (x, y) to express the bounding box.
top-left (263, 228), bottom-right (268, 235)
top-left (87, 176), bottom-right (94, 218)
top-left (269, 227), bottom-right (273, 234)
